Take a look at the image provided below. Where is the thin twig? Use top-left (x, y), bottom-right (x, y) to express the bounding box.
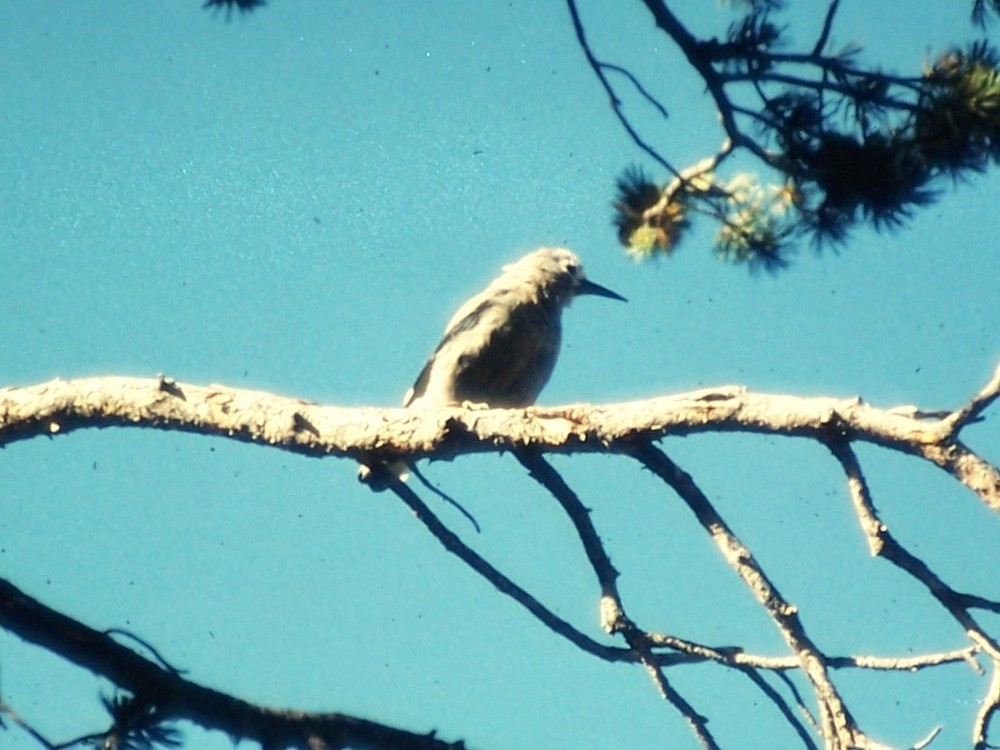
top-left (764, 52), bottom-right (925, 89)
top-left (720, 70), bottom-right (921, 112)
top-left (911, 725), bottom-right (943, 750)
top-left (637, 0), bottom-right (777, 167)
top-left (600, 62), bottom-right (672, 121)
top-left (512, 449), bottom-right (622, 610)
top-left (565, 0), bottom-right (680, 176)
top-left (103, 628), bottom-right (188, 676)
top-left (738, 668), bottom-right (819, 750)
top-left (0, 701), bottom-right (108, 749)
top-left (812, 0), bottom-right (842, 56)
top-left (973, 664), bottom-right (1000, 750)
top-left (942, 361), bottom-right (1000, 436)
top-left (511, 449), bottom-right (719, 749)
top-left (775, 670), bottom-right (821, 734)
top-left (383, 474), bottom-right (627, 662)
top-left (654, 643), bottom-right (981, 673)
top-left (409, 465), bottom-right (482, 533)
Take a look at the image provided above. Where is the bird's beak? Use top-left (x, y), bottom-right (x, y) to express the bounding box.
top-left (578, 278), bottom-right (627, 302)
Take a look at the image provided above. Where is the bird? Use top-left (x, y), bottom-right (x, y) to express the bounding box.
top-left (359, 246), bottom-right (626, 487)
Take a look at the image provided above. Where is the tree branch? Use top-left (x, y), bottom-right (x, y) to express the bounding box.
top-left (812, 0), bottom-right (841, 56)
top-left (738, 667), bottom-right (819, 750)
top-left (0, 577), bottom-right (468, 750)
top-left (826, 439), bottom-right (1000, 748)
top-left (636, 0), bottom-right (759, 157)
top-left (3, 375), bottom-right (997, 512)
top-left (4, 370), bottom-right (995, 748)
top-left (630, 443), bottom-right (878, 750)
top-left (942, 361), bottom-right (1000, 436)
top-left (509, 449), bottom-right (721, 748)
top-left (381, 472), bottom-right (627, 662)
top-left (564, 0), bottom-right (680, 175)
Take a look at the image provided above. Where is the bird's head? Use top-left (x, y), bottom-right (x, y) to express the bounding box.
top-left (504, 247), bottom-right (627, 306)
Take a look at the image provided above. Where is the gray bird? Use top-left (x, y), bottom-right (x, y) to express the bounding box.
top-left (360, 246), bottom-right (626, 486)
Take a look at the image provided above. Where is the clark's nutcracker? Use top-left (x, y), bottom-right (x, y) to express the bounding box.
top-left (359, 246), bottom-right (626, 486)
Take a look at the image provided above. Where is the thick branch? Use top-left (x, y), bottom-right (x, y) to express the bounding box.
top-left (0, 577), bottom-right (467, 750)
top-left (2, 376), bottom-right (996, 512)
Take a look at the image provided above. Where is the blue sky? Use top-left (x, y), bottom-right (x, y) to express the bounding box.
top-left (1, 2), bottom-right (998, 749)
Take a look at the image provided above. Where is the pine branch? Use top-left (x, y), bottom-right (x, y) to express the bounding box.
top-left (2, 374), bottom-right (997, 512)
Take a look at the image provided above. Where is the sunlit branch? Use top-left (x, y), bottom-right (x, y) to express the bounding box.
top-left (827, 438), bottom-right (1000, 659)
top-left (631, 443), bottom-right (874, 749)
top-left (3, 375), bottom-right (998, 513)
top-left (974, 666), bottom-right (1000, 750)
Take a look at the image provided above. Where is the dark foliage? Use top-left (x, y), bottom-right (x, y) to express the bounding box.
top-left (202, 0), bottom-right (266, 18)
top-left (583, 1), bottom-right (1000, 267)
top-left (96, 694), bottom-right (181, 750)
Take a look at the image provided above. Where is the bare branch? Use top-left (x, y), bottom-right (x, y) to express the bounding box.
top-left (513, 449), bottom-right (623, 626)
top-left (636, 0), bottom-right (757, 156)
top-left (509, 449), bottom-right (720, 748)
top-left (4, 376), bottom-right (997, 512)
top-left (681, 645), bottom-right (983, 673)
top-left (942, 361), bottom-right (1000, 436)
top-left (812, 0), bottom-right (841, 56)
top-left (0, 700), bottom-right (107, 750)
top-left (718, 70), bottom-right (921, 112)
top-left (911, 725), bottom-right (943, 750)
top-left (826, 434), bottom-right (1000, 745)
top-left (738, 668), bottom-right (819, 750)
top-left (974, 664), bottom-right (1000, 750)
top-left (601, 62), bottom-right (672, 121)
top-left (631, 442), bottom-right (878, 749)
top-left (382, 473), bottom-right (628, 662)
top-left (774, 670), bottom-right (822, 734)
top-left (826, 438), bottom-right (1000, 664)
top-left (565, 0), bottom-right (680, 175)
top-left (3, 370), bottom-right (996, 747)
top-left (0, 577), bottom-right (469, 750)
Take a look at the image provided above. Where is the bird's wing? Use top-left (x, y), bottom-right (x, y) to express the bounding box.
top-left (403, 298), bottom-right (495, 406)
top-left (403, 358), bottom-right (433, 406)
